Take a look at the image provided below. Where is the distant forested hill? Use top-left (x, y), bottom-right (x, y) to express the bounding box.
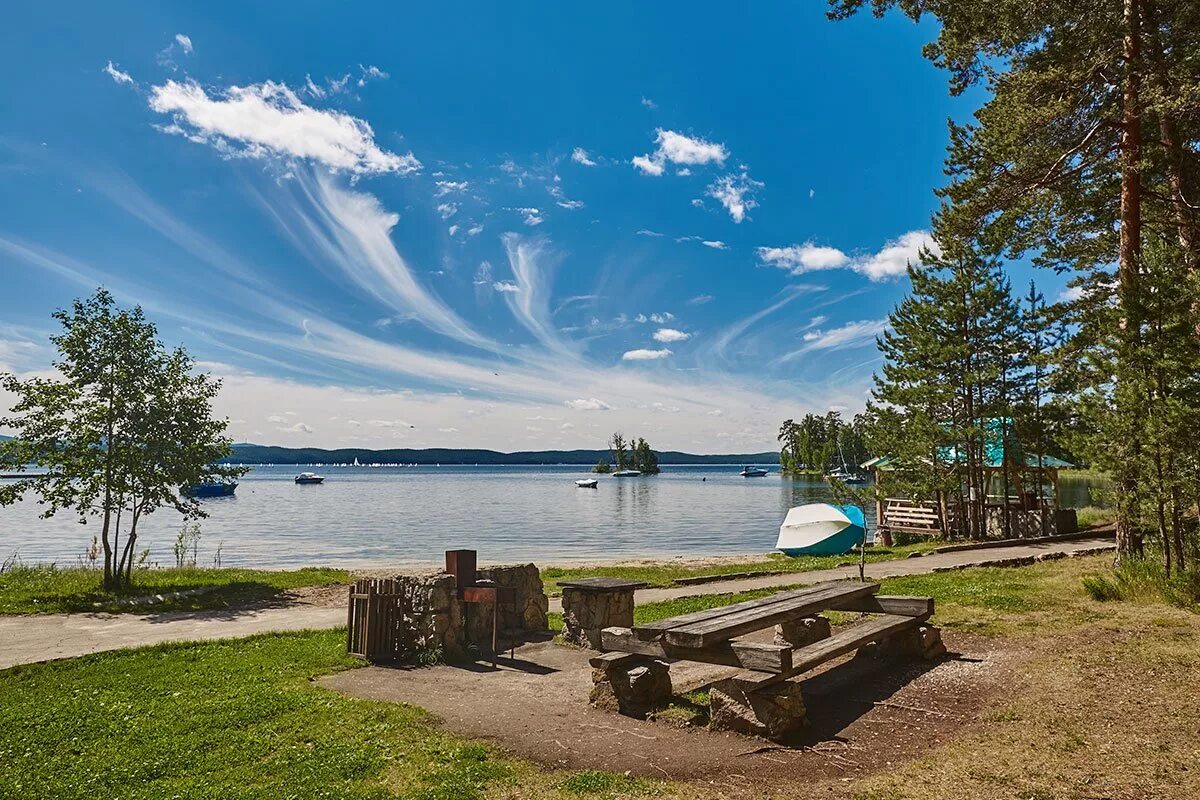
top-left (224, 443), bottom-right (780, 466)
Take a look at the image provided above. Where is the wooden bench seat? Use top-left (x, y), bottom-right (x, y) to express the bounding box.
top-left (729, 612), bottom-right (929, 689)
top-left (881, 499), bottom-right (943, 536)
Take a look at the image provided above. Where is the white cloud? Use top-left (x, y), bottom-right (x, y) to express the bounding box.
top-left (175, 33), bottom-right (193, 54)
top-left (507, 207), bottom-right (543, 226)
top-left (148, 79), bottom-right (420, 176)
top-left (622, 348), bottom-right (673, 361)
top-left (447, 224), bottom-right (459, 236)
top-left (565, 397), bottom-right (613, 410)
top-left (557, 199), bottom-right (584, 210)
top-left (435, 180), bottom-right (469, 196)
top-left (281, 421), bottom-right (312, 434)
top-left (631, 154), bottom-right (665, 176)
top-left (688, 294), bottom-right (714, 305)
top-left (358, 64), bottom-right (388, 86)
top-left (493, 280), bottom-right (520, 293)
top-left (853, 230), bottom-right (939, 280)
top-left (653, 328), bottom-right (691, 343)
top-left (701, 240), bottom-right (728, 250)
top-left (636, 229), bottom-right (665, 237)
top-left (103, 61), bottom-right (133, 85)
top-left (436, 202), bottom-right (458, 219)
top-left (467, 224), bottom-right (484, 236)
top-left (633, 129), bottom-right (728, 176)
top-left (757, 231), bottom-right (939, 281)
top-left (641, 97), bottom-right (657, 109)
top-left (1058, 285), bottom-right (1084, 303)
top-left (571, 147), bottom-right (596, 167)
top-left (706, 171), bottom-right (762, 223)
top-left (649, 312), bottom-right (674, 324)
top-left (756, 242), bottom-right (849, 273)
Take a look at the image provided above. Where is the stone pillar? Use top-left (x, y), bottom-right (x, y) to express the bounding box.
top-left (559, 578), bottom-right (647, 649)
top-left (773, 615), bottom-right (831, 648)
top-left (589, 652), bottom-right (672, 719)
top-left (709, 679), bottom-right (806, 741)
top-left (866, 623), bottom-right (945, 661)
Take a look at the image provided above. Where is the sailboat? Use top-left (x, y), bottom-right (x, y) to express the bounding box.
top-left (776, 503), bottom-right (865, 556)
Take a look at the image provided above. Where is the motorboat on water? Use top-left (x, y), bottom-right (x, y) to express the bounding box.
top-left (186, 481), bottom-right (237, 498)
top-left (612, 469), bottom-right (642, 477)
top-left (739, 465), bottom-right (769, 477)
top-left (776, 503), bottom-right (865, 556)
top-left (294, 472), bottom-right (325, 484)
top-left (575, 478), bottom-right (599, 488)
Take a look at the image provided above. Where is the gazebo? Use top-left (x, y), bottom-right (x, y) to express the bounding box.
top-left (862, 423), bottom-right (1077, 541)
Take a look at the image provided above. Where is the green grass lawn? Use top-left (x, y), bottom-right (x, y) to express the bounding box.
top-left (0, 564), bottom-right (351, 614)
top-left (540, 541), bottom-right (940, 595)
top-left (0, 628), bottom-right (656, 800)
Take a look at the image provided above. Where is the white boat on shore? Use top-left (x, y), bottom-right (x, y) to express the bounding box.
top-left (612, 469), bottom-right (642, 477)
top-left (776, 503), bottom-right (865, 556)
top-left (575, 478), bottom-right (599, 488)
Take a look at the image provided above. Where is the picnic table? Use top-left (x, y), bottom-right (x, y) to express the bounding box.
top-left (590, 580), bottom-right (943, 739)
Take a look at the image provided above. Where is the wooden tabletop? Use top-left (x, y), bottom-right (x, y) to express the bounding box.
top-left (631, 581), bottom-right (879, 649)
top-left (557, 577), bottom-right (650, 592)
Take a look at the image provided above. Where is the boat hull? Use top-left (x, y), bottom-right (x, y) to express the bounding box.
top-left (295, 477), bottom-right (325, 484)
top-left (187, 482), bottom-right (237, 498)
top-left (776, 503), bottom-right (865, 556)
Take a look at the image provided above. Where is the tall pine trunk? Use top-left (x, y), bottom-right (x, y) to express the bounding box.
top-left (1115, 0), bottom-right (1145, 560)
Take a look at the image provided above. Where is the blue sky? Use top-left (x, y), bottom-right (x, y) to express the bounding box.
top-left (0, 2), bottom-right (1061, 452)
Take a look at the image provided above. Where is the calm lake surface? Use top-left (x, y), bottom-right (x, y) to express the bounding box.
top-left (0, 465), bottom-right (1110, 570)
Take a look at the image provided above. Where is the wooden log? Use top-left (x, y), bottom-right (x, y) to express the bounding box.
top-left (601, 626), bottom-right (793, 673)
top-left (631, 583), bottom-right (839, 640)
top-left (588, 650), bottom-right (645, 670)
top-left (665, 583), bottom-right (879, 649)
top-left (731, 614), bottom-right (922, 690)
top-left (828, 595), bottom-right (934, 617)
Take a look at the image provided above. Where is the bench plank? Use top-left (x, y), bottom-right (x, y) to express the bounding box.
top-left (602, 627), bottom-right (793, 672)
top-left (665, 582), bottom-right (879, 649)
top-left (731, 613), bottom-right (924, 689)
top-left (828, 594), bottom-right (934, 617)
top-left (631, 582), bottom-right (840, 640)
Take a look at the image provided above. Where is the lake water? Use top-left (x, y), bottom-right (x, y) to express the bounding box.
top-left (0, 465), bottom-right (1109, 570)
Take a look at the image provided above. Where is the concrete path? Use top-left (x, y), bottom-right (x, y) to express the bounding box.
top-left (0, 536), bottom-right (1113, 670)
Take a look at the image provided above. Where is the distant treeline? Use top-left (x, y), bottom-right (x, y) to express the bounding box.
top-left (223, 443), bottom-right (781, 466)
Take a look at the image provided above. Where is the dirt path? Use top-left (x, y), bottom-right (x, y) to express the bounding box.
top-left (322, 630), bottom-right (1020, 789)
top-left (0, 536), bottom-right (1112, 670)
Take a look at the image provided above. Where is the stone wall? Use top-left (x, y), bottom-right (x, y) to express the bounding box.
top-left (348, 564), bottom-right (549, 664)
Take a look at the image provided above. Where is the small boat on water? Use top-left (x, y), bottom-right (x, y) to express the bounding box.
top-left (575, 478), bottom-right (599, 488)
top-left (612, 469), bottom-right (642, 477)
top-left (739, 465), bottom-right (769, 477)
top-left (825, 468), bottom-right (868, 484)
top-left (295, 472), bottom-right (325, 484)
top-left (186, 481), bottom-right (237, 498)
top-left (776, 503), bottom-right (865, 556)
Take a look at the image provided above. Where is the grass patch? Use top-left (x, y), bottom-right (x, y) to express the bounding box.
top-left (0, 629), bottom-right (512, 799)
top-left (1081, 555), bottom-right (1200, 609)
top-left (0, 563), bottom-right (351, 614)
top-left (0, 629), bottom-right (677, 800)
top-left (558, 770), bottom-right (659, 797)
top-left (1075, 505), bottom-right (1116, 528)
top-left (541, 542), bottom-right (940, 595)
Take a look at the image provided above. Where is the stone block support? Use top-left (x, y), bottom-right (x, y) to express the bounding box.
top-left (709, 678), bottom-right (806, 741)
top-left (773, 615), bottom-right (831, 648)
top-left (589, 652), bottom-right (672, 719)
top-left (559, 577), bottom-right (647, 649)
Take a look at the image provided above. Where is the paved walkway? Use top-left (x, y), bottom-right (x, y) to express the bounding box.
top-left (0, 536), bottom-right (1113, 670)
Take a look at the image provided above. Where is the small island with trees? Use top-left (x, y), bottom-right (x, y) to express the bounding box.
top-left (594, 432), bottom-right (660, 474)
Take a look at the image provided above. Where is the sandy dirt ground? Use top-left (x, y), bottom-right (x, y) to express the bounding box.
top-left (321, 629), bottom-right (1019, 790)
